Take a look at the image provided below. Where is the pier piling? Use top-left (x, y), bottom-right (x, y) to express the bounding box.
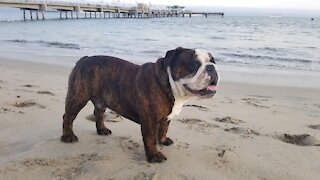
top-left (23, 9), bottom-right (26, 21)
top-left (41, 11), bottom-right (45, 20)
top-left (30, 10), bottom-right (33, 20)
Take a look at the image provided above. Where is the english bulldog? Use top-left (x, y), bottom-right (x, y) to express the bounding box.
top-left (61, 47), bottom-right (219, 163)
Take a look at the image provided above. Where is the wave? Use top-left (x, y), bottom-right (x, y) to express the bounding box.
top-left (135, 38), bottom-right (158, 42)
top-left (140, 50), bottom-right (162, 55)
top-left (210, 36), bottom-right (225, 40)
top-left (5, 39), bottom-right (81, 50)
top-left (221, 52), bottom-right (315, 64)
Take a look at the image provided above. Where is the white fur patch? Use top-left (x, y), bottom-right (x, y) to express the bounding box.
top-left (195, 49), bottom-right (210, 63)
top-left (167, 67), bottom-right (192, 120)
top-left (167, 96), bottom-right (189, 120)
top-left (166, 49), bottom-right (218, 120)
top-left (195, 49), bottom-right (220, 87)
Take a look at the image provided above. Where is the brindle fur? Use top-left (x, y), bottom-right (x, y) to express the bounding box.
top-left (61, 47), bottom-right (214, 163)
top-left (61, 52), bottom-right (180, 162)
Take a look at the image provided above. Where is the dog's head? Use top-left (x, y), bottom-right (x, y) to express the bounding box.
top-left (164, 47), bottom-right (219, 99)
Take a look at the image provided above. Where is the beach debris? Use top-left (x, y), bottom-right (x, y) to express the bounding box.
top-left (183, 104), bottom-right (209, 111)
top-left (224, 127), bottom-right (260, 135)
top-left (37, 91), bottom-right (55, 96)
top-left (108, 111), bottom-right (124, 121)
top-left (214, 116), bottom-right (245, 125)
top-left (218, 149), bottom-right (226, 157)
top-left (13, 100), bottom-right (45, 109)
top-left (279, 133), bottom-right (320, 146)
top-left (86, 110), bottom-right (123, 122)
top-left (22, 84), bottom-right (35, 88)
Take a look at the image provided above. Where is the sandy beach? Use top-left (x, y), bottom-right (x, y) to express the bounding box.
top-left (0, 57), bottom-right (320, 180)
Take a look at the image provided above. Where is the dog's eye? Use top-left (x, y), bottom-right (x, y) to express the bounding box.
top-left (189, 61), bottom-right (201, 72)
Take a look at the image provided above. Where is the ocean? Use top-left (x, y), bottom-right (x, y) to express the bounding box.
top-left (0, 8), bottom-right (320, 72)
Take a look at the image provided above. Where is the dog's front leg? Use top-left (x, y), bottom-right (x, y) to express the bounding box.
top-left (141, 120), bottom-right (167, 163)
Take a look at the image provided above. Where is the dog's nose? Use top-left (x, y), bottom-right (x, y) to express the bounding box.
top-left (206, 64), bottom-right (214, 72)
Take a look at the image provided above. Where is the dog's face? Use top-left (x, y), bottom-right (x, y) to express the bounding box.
top-left (165, 47), bottom-right (219, 98)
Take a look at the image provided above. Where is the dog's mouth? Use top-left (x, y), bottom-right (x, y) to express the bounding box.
top-left (184, 84), bottom-right (217, 98)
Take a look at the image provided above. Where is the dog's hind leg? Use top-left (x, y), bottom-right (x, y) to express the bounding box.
top-left (158, 120), bottom-right (174, 146)
top-left (61, 94), bottom-right (88, 143)
top-left (94, 107), bottom-right (112, 135)
top-left (91, 98), bottom-right (112, 135)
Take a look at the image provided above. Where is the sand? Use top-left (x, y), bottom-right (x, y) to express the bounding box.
top-left (0, 57), bottom-right (320, 180)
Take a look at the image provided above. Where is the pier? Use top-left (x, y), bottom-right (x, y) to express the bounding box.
top-left (0, 0), bottom-right (224, 21)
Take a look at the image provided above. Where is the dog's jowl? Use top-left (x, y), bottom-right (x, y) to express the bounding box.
top-left (61, 47), bottom-right (219, 163)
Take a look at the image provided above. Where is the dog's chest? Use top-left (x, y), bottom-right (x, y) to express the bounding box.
top-left (167, 97), bottom-right (189, 120)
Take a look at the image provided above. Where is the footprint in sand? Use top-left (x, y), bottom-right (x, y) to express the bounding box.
top-left (214, 145), bottom-right (236, 158)
top-left (178, 118), bottom-right (219, 134)
top-left (176, 142), bottom-right (189, 149)
top-left (178, 118), bottom-right (203, 124)
top-left (37, 91), bottom-right (55, 96)
top-left (220, 96), bottom-right (233, 104)
top-left (0, 107), bottom-right (24, 114)
top-left (277, 134), bottom-right (320, 146)
top-left (150, 172), bottom-right (188, 180)
top-left (119, 137), bottom-right (141, 151)
top-left (3, 154), bottom-right (107, 179)
top-left (133, 172), bottom-right (152, 180)
top-left (214, 116), bottom-right (245, 125)
top-left (118, 137), bottom-right (144, 161)
top-left (224, 127), bottom-right (260, 136)
top-left (308, 125), bottom-right (320, 130)
top-left (242, 97), bottom-right (269, 108)
top-left (12, 100), bottom-right (46, 109)
top-left (14, 153), bottom-right (110, 179)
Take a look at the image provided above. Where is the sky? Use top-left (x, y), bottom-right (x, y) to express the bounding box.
top-left (66, 0), bottom-right (320, 10)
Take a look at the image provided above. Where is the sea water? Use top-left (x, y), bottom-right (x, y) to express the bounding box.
top-left (0, 8), bottom-right (319, 72)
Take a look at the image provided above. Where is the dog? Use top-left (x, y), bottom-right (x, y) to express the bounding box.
top-left (61, 47), bottom-right (219, 163)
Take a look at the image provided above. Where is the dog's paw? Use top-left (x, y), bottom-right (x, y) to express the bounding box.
top-left (160, 137), bottom-right (174, 146)
top-left (61, 134), bottom-right (78, 143)
top-left (147, 151), bottom-right (167, 163)
top-left (97, 128), bottom-right (112, 136)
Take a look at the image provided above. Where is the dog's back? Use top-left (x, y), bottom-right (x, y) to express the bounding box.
top-left (66, 56), bottom-right (141, 123)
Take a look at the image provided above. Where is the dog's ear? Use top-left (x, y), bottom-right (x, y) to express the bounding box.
top-left (164, 47), bottom-right (185, 67)
top-left (156, 47), bottom-right (185, 84)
